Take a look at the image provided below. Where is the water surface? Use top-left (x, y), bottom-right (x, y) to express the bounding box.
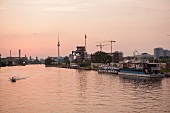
top-left (0, 65), bottom-right (170, 113)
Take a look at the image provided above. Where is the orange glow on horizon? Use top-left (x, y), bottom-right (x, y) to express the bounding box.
top-left (0, 0), bottom-right (170, 58)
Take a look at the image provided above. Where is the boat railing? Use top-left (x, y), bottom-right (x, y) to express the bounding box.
top-left (151, 67), bottom-right (161, 70)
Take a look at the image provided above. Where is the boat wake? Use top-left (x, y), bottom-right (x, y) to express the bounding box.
top-left (9, 77), bottom-right (30, 82)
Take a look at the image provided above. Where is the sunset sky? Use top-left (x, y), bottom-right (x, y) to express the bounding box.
top-left (0, 0), bottom-right (170, 59)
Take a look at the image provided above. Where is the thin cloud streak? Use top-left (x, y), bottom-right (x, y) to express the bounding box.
top-left (0, 0), bottom-right (86, 12)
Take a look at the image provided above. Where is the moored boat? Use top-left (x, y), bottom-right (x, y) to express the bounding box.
top-left (119, 62), bottom-right (165, 78)
top-left (98, 65), bottom-right (119, 74)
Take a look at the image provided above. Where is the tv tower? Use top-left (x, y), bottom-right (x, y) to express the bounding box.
top-left (57, 33), bottom-right (60, 58)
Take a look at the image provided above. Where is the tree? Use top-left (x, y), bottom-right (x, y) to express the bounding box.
top-left (64, 56), bottom-right (70, 64)
top-left (92, 51), bottom-right (112, 63)
top-left (45, 57), bottom-right (54, 65)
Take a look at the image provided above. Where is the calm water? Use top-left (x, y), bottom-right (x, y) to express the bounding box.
top-left (0, 65), bottom-right (170, 113)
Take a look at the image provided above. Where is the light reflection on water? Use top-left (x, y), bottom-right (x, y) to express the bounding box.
top-left (0, 65), bottom-right (170, 113)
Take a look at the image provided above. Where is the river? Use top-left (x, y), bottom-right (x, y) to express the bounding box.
top-left (0, 65), bottom-right (170, 113)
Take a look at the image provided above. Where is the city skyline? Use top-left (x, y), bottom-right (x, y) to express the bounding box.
top-left (0, 0), bottom-right (170, 58)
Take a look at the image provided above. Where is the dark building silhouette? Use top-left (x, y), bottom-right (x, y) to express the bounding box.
top-left (73, 46), bottom-right (86, 62)
top-left (112, 51), bottom-right (123, 63)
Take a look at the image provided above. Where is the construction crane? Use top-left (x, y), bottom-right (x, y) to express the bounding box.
top-left (96, 42), bottom-right (110, 51)
top-left (107, 40), bottom-right (116, 54)
top-left (100, 40), bottom-right (116, 54)
top-left (133, 49), bottom-right (140, 61)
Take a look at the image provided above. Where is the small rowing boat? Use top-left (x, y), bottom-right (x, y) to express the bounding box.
top-left (10, 77), bottom-right (16, 82)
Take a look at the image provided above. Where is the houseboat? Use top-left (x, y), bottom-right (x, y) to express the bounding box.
top-left (118, 60), bottom-right (165, 78)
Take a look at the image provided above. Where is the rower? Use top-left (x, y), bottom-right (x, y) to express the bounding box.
top-left (11, 77), bottom-right (16, 82)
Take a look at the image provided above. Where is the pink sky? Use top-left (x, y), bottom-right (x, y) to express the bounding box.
top-left (0, 0), bottom-right (170, 59)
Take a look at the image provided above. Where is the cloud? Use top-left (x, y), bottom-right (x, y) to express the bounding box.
top-left (0, 0), bottom-right (82, 12)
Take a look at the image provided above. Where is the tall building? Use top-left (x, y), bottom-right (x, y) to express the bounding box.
top-left (154, 47), bottom-right (164, 59)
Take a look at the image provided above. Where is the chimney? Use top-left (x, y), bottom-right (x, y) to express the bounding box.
top-left (19, 49), bottom-right (21, 58)
top-left (10, 50), bottom-right (11, 57)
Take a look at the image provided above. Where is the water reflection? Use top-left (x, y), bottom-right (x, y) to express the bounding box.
top-left (119, 75), bottom-right (162, 90)
top-left (76, 70), bottom-right (87, 98)
top-left (118, 75), bottom-right (164, 112)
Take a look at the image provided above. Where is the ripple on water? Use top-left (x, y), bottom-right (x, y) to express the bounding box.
top-left (0, 65), bottom-right (170, 113)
